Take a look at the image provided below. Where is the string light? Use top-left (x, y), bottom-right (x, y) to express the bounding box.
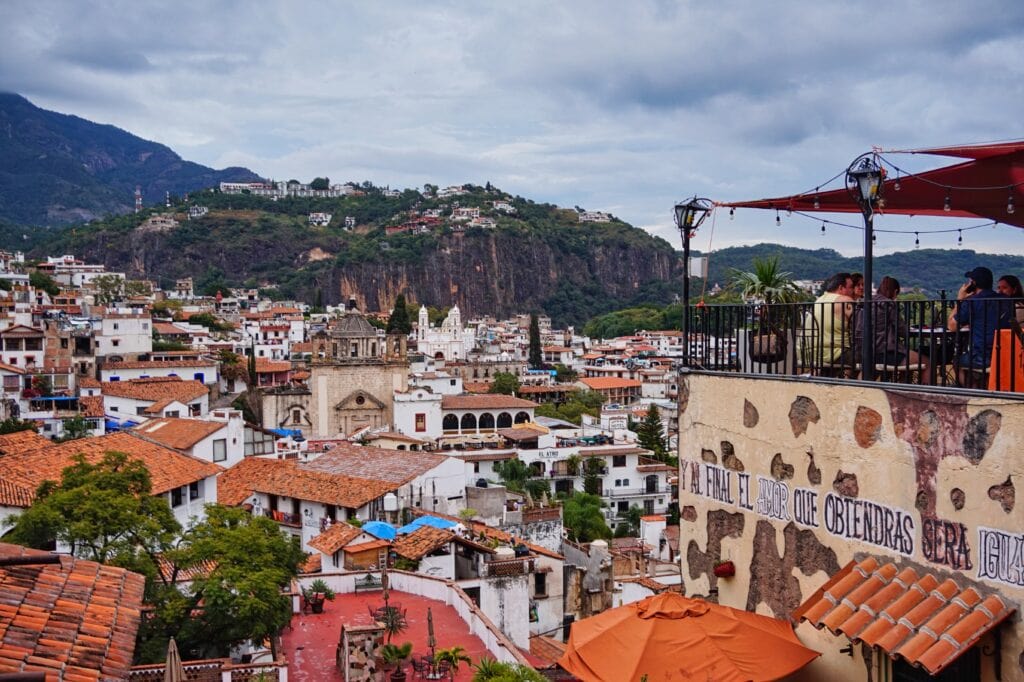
top-left (775, 210), bottom-right (781, 227)
top-left (729, 207), bottom-right (735, 220)
top-left (943, 192), bottom-right (951, 212)
top-left (813, 189), bottom-right (820, 210)
top-left (914, 232), bottom-right (920, 247)
top-left (821, 223), bottom-right (826, 235)
top-left (1009, 193), bottom-right (1016, 215)
top-left (893, 171), bottom-right (901, 192)
top-left (957, 229), bottom-right (963, 246)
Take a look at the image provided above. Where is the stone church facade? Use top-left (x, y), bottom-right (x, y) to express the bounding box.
top-left (262, 300), bottom-right (409, 438)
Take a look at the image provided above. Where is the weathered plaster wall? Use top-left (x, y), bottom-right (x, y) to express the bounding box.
top-left (480, 573), bottom-right (530, 649)
top-left (680, 373), bottom-right (1024, 681)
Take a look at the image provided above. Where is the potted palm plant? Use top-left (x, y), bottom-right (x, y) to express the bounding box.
top-left (303, 578), bottom-right (335, 613)
top-left (434, 645), bottom-right (472, 677)
top-left (729, 256), bottom-right (804, 364)
top-left (380, 642), bottom-right (413, 681)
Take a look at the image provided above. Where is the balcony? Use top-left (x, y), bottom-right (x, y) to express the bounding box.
top-left (263, 508), bottom-right (302, 528)
top-left (683, 298), bottom-right (1023, 393)
top-left (604, 486), bottom-right (673, 499)
top-left (481, 555), bottom-right (535, 577)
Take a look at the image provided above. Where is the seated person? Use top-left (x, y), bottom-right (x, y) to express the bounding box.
top-left (802, 272), bottom-right (854, 371)
top-left (853, 276), bottom-right (929, 383)
top-left (997, 274), bottom-right (1024, 324)
top-left (948, 266), bottom-right (1012, 385)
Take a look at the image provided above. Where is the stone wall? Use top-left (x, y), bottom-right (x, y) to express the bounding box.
top-left (680, 373), bottom-right (1024, 681)
top-left (341, 623), bottom-right (383, 682)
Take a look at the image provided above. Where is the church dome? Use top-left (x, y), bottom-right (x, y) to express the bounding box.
top-left (330, 311), bottom-right (378, 338)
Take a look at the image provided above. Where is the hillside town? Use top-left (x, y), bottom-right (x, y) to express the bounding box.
top-left (0, 249), bottom-right (684, 679)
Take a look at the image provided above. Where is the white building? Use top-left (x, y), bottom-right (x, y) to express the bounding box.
top-left (308, 212), bottom-right (332, 227)
top-left (416, 305), bottom-right (475, 361)
top-left (95, 314), bottom-right (152, 360)
top-left (578, 211), bottom-right (611, 223)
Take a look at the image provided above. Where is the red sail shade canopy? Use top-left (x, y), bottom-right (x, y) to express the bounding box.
top-left (718, 141), bottom-right (1024, 229)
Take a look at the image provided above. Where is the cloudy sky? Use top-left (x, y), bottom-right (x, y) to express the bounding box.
top-left (3, 0), bottom-right (1023, 255)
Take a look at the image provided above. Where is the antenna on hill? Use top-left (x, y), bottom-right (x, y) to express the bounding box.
top-left (134, 186), bottom-right (142, 213)
top-left (165, 190), bottom-right (171, 208)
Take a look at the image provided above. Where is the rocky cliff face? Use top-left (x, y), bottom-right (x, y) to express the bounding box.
top-left (67, 221), bottom-right (681, 325)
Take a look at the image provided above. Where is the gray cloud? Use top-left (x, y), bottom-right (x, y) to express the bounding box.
top-left (0, 0), bottom-right (1022, 256)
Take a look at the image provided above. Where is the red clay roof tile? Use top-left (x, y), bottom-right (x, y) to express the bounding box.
top-left (795, 559), bottom-right (1015, 676)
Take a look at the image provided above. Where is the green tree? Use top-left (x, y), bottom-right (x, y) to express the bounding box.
top-left (494, 458), bottom-right (530, 493)
top-left (29, 270), bottom-right (60, 297)
top-left (0, 418), bottom-right (38, 434)
top-left (188, 312), bottom-right (231, 333)
top-left (728, 256), bottom-right (803, 304)
top-left (554, 363), bottom-right (577, 383)
top-left (144, 505), bottom-right (305, 661)
top-left (310, 177), bottom-right (330, 191)
top-left (91, 274), bottom-right (126, 305)
top-left (5, 452), bottom-right (180, 568)
top-left (386, 294), bottom-right (412, 334)
top-left (636, 404), bottom-right (667, 459)
top-left (472, 657), bottom-right (546, 681)
top-left (528, 314), bottom-right (543, 369)
top-left (583, 456), bottom-right (604, 496)
top-left (489, 372), bottom-right (520, 395)
top-left (57, 415), bottom-right (92, 442)
top-left (562, 492), bottom-right (611, 542)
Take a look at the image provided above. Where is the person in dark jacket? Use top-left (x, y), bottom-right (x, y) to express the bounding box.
top-left (948, 266), bottom-right (1012, 386)
top-left (854, 276), bottom-right (929, 383)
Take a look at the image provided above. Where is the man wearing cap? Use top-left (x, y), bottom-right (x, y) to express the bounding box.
top-left (947, 266), bottom-right (1012, 386)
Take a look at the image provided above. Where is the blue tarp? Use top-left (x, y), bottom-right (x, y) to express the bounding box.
top-left (361, 521), bottom-right (397, 541)
top-left (397, 516), bottom-right (458, 534)
top-left (268, 428), bottom-right (303, 438)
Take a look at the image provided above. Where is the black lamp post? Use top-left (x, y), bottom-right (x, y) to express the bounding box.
top-left (846, 154), bottom-right (883, 381)
top-left (674, 197), bottom-right (713, 367)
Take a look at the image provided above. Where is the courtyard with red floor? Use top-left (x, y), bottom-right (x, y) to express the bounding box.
top-left (282, 589), bottom-right (541, 681)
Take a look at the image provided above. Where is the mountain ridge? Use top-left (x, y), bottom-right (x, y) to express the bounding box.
top-left (0, 92), bottom-right (261, 225)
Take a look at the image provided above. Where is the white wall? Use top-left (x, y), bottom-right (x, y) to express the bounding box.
top-left (393, 390), bottom-right (443, 439)
top-left (480, 572), bottom-right (530, 649)
top-left (417, 547), bottom-right (455, 580)
top-left (166, 474), bottom-right (216, 527)
top-left (96, 317), bottom-right (152, 357)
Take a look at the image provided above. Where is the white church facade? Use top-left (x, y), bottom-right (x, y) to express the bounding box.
top-left (415, 305), bottom-right (476, 361)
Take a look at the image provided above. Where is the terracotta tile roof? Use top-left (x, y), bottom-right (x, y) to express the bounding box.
top-left (343, 539), bottom-right (391, 554)
top-left (529, 635), bottom-right (566, 666)
top-left (542, 346), bottom-right (573, 353)
top-left (103, 359), bottom-right (214, 370)
top-left (155, 556), bottom-right (217, 583)
top-left (291, 342), bottom-right (314, 353)
top-left (78, 376), bottom-right (101, 388)
top-left (0, 542), bottom-right (145, 680)
top-left (254, 359), bottom-right (291, 373)
top-left (498, 427), bottom-right (542, 441)
top-left (410, 509), bottom-right (564, 561)
top-left (618, 576), bottom-right (679, 593)
top-left (301, 442), bottom-right (450, 485)
top-left (364, 432), bottom-right (426, 444)
top-left (101, 377), bottom-right (208, 404)
top-left (441, 394), bottom-right (537, 410)
top-left (79, 395), bottom-right (104, 418)
top-left (153, 322), bottom-right (191, 336)
top-left (0, 432), bottom-right (222, 496)
top-left (794, 558), bottom-right (1015, 676)
top-left (0, 479), bottom-right (34, 507)
top-left (578, 446), bottom-right (648, 457)
top-left (133, 418), bottom-right (226, 450)
top-left (301, 553), bottom-right (322, 574)
top-left (578, 377), bottom-right (641, 390)
top-left (307, 522), bottom-right (366, 555)
top-left (461, 382), bottom-right (492, 394)
top-left (0, 430), bottom-right (53, 454)
top-left (217, 457), bottom-right (398, 509)
top-left (392, 526), bottom-right (455, 561)
top-left (0, 362), bottom-right (25, 375)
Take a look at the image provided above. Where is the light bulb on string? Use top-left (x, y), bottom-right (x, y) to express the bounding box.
top-left (957, 230), bottom-right (963, 246)
top-left (872, 232), bottom-right (877, 244)
top-left (943, 192), bottom-right (951, 212)
top-left (914, 232), bottom-right (920, 247)
top-left (820, 223), bottom-right (826, 235)
top-left (775, 210), bottom-right (781, 227)
top-left (813, 189), bottom-right (820, 210)
top-left (894, 171), bottom-right (901, 192)
top-left (729, 207), bottom-right (735, 220)
top-left (1008, 193), bottom-right (1016, 215)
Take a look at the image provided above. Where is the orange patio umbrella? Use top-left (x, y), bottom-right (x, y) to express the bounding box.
top-left (558, 592), bottom-right (819, 682)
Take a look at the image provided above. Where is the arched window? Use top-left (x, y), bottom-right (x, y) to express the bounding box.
top-left (460, 413), bottom-right (477, 432)
top-left (442, 414), bottom-right (459, 432)
top-left (514, 411), bottom-right (530, 424)
top-left (478, 413), bottom-right (495, 430)
top-left (497, 412), bottom-right (512, 428)
top-left (397, 445), bottom-right (406, 451)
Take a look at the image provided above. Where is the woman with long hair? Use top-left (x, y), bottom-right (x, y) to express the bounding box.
top-left (997, 274), bottom-right (1024, 324)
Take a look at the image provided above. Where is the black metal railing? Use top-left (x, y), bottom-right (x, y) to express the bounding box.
top-left (683, 298), bottom-right (1023, 392)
